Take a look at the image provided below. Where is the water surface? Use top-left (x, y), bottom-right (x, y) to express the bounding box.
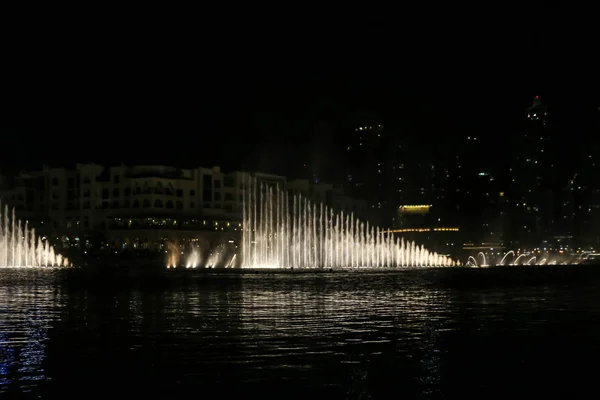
top-left (1, 267), bottom-right (599, 398)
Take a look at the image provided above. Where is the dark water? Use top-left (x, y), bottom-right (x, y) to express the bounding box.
top-left (2, 267), bottom-right (600, 399)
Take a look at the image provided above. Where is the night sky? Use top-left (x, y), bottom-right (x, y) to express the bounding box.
top-left (2, 13), bottom-right (597, 176)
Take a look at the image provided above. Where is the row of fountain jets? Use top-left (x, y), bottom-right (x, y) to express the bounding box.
top-left (166, 243), bottom-right (236, 269)
top-left (169, 178), bottom-right (459, 269)
top-left (0, 189), bottom-right (561, 270)
top-left (466, 251), bottom-right (560, 267)
top-left (0, 203), bottom-right (70, 268)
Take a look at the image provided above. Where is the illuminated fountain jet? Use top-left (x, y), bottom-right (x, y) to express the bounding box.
top-left (513, 253), bottom-right (529, 265)
top-left (186, 248), bottom-right (200, 268)
top-left (240, 177), bottom-right (456, 269)
top-left (166, 242), bottom-right (180, 268)
top-left (498, 250), bottom-right (515, 266)
top-left (225, 254), bottom-right (236, 268)
top-left (465, 253), bottom-right (489, 268)
top-left (0, 202), bottom-right (70, 268)
top-left (205, 245), bottom-right (224, 268)
top-left (477, 252), bottom-right (488, 267)
top-left (467, 250), bottom-right (553, 267)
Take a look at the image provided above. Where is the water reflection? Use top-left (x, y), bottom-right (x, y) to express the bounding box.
top-left (236, 273), bottom-right (454, 396)
top-left (0, 269), bottom-right (64, 395)
top-left (3, 268), bottom-right (600, 398)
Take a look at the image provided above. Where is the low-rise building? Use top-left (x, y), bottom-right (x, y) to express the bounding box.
top-left (0, 163), bottom-right (367, 255)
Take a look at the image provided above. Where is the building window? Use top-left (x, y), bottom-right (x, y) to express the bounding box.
top-left (203, 175), bottom-right (212, 201)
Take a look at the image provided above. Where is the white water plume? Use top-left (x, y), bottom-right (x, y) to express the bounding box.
top-left (206, 245), bottom-right (224, 268)
top-left (241, 177), bottom-right (456, 269)
top-left (166, 242), bottom-right (180, 268)
top-left (226, 254), bottom-right (236, 268)
top-left (186, 248), bottom-right (201, 268)
top-left (0, 202), bottom-right (70, 268)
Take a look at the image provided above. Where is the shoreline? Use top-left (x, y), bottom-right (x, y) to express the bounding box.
top-left (1, 264), bottom-right (593, 278)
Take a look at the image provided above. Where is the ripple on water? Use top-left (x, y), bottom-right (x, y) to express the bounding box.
top-left (3, 267), bottom-right (600, 397)
top-left (0, 270), bottom-right (65, 395)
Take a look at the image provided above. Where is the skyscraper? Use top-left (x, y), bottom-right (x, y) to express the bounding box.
top-left (526, 95), bottom-right (548, 127)
top-left (345, 111), bottom-right (398, 226)
top-left (567, 104), bottom-right (600, 248)
top-left (508, 95), bottom-right (555, 247)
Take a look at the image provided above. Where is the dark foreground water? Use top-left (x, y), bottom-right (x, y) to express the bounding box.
top-left (2, 266), bottom-right (600, 399)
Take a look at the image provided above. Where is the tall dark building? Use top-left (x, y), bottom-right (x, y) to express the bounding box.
top-left (567, 104), bottom-right (600, 248)
top-left (447, 135), bottom-right (505, 245)
top-left (345, 112), bottom-right (398, 226)
top-left (508, 95), bottom-right (555, 248)
top-left (526, 96), bottom-right (548, 127)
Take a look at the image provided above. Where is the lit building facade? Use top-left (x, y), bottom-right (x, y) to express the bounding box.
top-left (0, 164), bottom-right (366, 254)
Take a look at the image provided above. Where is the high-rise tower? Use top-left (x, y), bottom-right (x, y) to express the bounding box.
top-left (526, 95), bottom-right (548, 127)
top-left (345, 111), bottom-right (398, 226)
top-left (508, 95), bottom-right (555, 247)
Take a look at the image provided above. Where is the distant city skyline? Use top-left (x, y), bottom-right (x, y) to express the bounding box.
top-left (2, 93), bottom-right (597, 174)
top-left (2, 13), bottom-right (598, 175)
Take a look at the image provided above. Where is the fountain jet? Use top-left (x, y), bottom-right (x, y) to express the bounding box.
top-left (513, 253), bottom-right (528, 265)
top-left (185, 248), bottom-right (200, 268)
top-left (477, 252), bottom-right (488, 267)
top-left (499, 250), bottom-right (515, 266)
